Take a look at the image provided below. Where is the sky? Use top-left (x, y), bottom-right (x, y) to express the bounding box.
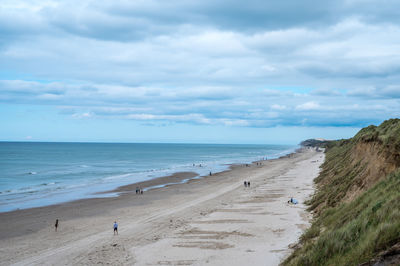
top-left (1, 0), bottom-right (400, 144)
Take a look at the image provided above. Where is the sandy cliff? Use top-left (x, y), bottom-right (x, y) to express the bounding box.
top-left (284, 118), bottom-right (400, 266)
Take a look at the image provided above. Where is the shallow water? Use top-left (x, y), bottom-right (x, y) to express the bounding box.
top-left (0, 142), bottom-right (296, 212)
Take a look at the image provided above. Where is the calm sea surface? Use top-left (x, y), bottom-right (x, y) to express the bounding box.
top-left (0, 142), bottom-right (296, 212)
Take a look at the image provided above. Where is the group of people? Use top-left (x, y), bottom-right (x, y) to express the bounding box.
top-left (243, 181), bottom-right (251, 187)
top-left (135, 187), bottom-right (143, 194)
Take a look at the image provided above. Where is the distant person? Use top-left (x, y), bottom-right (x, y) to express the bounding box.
top-left (209, 171), bottom-right (212, 176)
top-left (288, 197), bottom-right (298, 204)
top-left (244, 181), bottom-right (247, 187)
top-left (55, 219), bottom-right (59, 232)
top-left (113, 221), bottom-right (118, 235)
top-left (248, 181), bottom-right (250, 187)
top-left (136, 187), bottom-right (139, 194)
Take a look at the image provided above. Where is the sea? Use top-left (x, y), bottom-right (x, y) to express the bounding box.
top-left (0, 142), bottom-right (297, 212)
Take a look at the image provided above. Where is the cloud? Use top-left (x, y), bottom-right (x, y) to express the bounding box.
top-left (72, 112), bottom-right (93, 119)
top-left (347, 86), bottom-right (400, 99)
top-left (1, 0), bottom-right (400, 131)
top-left (270, 104), bottom-right (287, 110)
top-left (380, 86), bottom-right (400, 98)
top-left (37, 1), bottom-right (341, 40)
top-left (1, 78), bottom-right (399, 129)
top-left (296, 101), bottom-right (321, 111)
top-left (310, 88), bottom-right (342, 96)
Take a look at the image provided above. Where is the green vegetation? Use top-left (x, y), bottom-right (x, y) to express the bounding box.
top-left (307, 138), bottom-right (357, 210)
top-left (285, 171), bottom-right (400, 265)
top-left (284, 119), bottom-right (400, 266)
top-left (352, 119), bottom-right (400, 157)
top-left (300, 139), bottom-right (332, 148)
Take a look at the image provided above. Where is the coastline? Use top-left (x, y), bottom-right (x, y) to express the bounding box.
top-left (0, 143), bottom-right (297, 213)
top-left (0, 147), bottom-right (323, 265)
top-left (0, 159), bottom-right (272, 239)
top-left (100, 148), bottom-right (302, 196)
top-left (101, 171), bottom-right (199, 194)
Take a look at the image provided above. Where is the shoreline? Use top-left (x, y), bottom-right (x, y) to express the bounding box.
top-left (0, 148), bottom-right (295, 215)
top-left (0, 146), bottom-right (297, 214)
top-left (103, 154), bottom-right (282, 194)
top-left (0, 156), bottom-right (277, 238)
top-left (0, 147), bottom-right (323, 265)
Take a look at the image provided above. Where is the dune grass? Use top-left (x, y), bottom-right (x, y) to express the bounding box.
top-left (284, 171), bottom-right (400, 266)
top-left (283, 119), bottom-right (400, 266)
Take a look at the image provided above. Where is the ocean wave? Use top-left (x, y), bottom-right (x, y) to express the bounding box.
top-left (0, 143), bottom-right (297, 212)
top-left (0, 181), bottom-right (61, 196)
top-left (40, 182), bottom-right (56, 186)
top-left (103, 173), bottom-right (133, 181)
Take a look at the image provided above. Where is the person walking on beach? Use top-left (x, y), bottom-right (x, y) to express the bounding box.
top-left (55, 219), bottom-right (59, 232)
top-left (113, 221), bottom-right (118, 235)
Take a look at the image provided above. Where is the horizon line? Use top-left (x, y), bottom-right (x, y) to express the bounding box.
top-left (0, 140), bottom-right (301, 146)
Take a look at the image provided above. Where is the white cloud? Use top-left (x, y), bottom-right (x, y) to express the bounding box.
top-left (271, 104), bottom-right (287, 110)
top-left (296, 101), bottom-right (321, 110)
top-left (222, 119), bottom-right (249, 126)
top-left (126, 113), bottom-right (212, 125)
top-left (72, 112), bottom-right (93, 119)
top-left (1, 1), bottom-right (400, 130)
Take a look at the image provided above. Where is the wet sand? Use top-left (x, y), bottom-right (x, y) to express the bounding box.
top-left (102, 171), bottom-right (199, 193)
top-left (0, 148), bottom-right (324, 265)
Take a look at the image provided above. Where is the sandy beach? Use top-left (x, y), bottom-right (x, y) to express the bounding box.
top-left (0, 148), bottom-right (324, 266)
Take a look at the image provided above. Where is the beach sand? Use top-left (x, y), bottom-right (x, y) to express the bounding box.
top-left (0, 148), bottom-right (324, 266)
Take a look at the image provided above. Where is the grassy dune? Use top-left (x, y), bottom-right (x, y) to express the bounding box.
top-left (284, 119), bottom-right (400, 266)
